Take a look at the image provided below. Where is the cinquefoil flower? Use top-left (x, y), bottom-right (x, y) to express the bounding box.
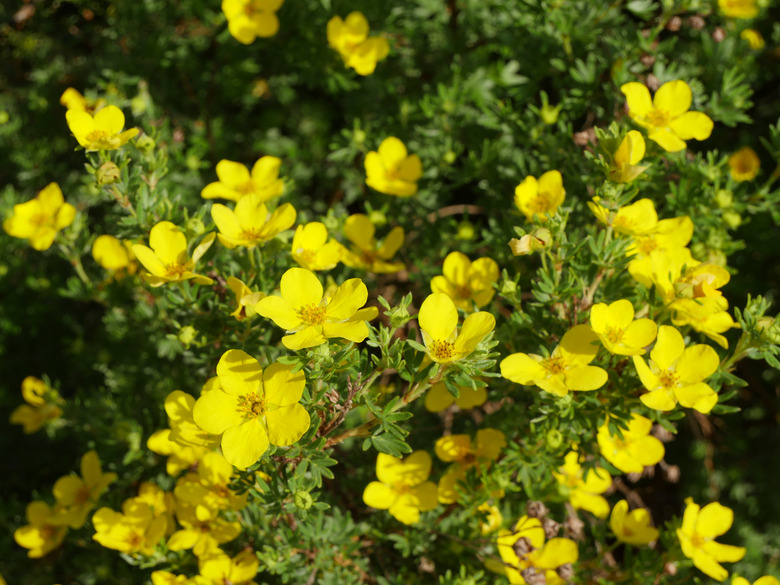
top-left (553, 450), bottom-right (612, 518)
top-left (728, 146), bottom-right (760, 182)
top-left (610, 500), bottom-right (659, 546)
top-left (66, 105), bottom-right (138, 151)
top-left (52, 450), bottom-right (117, 528)
top-left (431, 252), bottom-right (499, 311)
top-left (9, 376), bottom-right (63, 434)
top-left (363, 451), bottom-right (438, 525)
top-left (327, 12), bottom-right (389, 76)
top-left (132, 221), bottom-right (215, 287)
top-left (222, 0), bottom-right (283, 44)
top-left (201, 156), bottom-right (284, 202)
top-left (14, 501), bottom-right (68, 558)
top-left (365, 137), bottom-right (422, 197)
top-left (514, 170), bottom-right (565, 222)
top-left (597, 414), bottom-right (665, 473)
top-left (211, 196), bottom-right (295, 249)
top-left (3, 182), bottom-right (76, 251)
top-left (417, 293), bottom-right (495, 364)
top-left (589, 299), bottom-right (657, 356)
top-left (341, 213), bottom-right (405, 273)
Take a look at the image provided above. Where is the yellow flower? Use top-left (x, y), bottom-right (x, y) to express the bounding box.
top-left (92, 234), bottom-right (137, 273)
top-left (52, 450), bottom-right (117, 528)
top-left (495, 516), bottom-right (579, 584)
top-left (341, 213), bottom-right (405, 273)
top-left (197, 549), bottom-right (259, 585)
top-left (226, 276), bottom-right (264, 320)
top-left (610, 500), bottom-right (659, 546)
top-left (92, 498), bottom-right (167, 554)
top-left (3, 182), bottom-right (76, 251)
top-left (65, 105), bottom-right (139, 151)
top-left (291, 222), bottom-right (342, 271)
top-left (478, 502), bottom-right (504, 535)
top-left (734, 577), bottom-right (780, 585)
top-left (424, 381), bottom-right (487, 412)
top-left (60, 87), bottom-right (107, 113)
top-left (131, 221), bottom-right (215, 287)
top-left (167, 502), bottom-right (242, 557)
top-left (597, 414), bottom-right (665, 473)
top-left (553, 450), bottom-right (612, 518)
top-left (222, 0), bottom-right (283, 44)
top-left (435, 429), bottom-right (506, 504)
top-left (9, 376), bottom-right (63, 433)
top-left (633, 325), bottom-right (720, 413)
top-left (192, 349), bottom-right (310, 469)
top-left (13, 501), bottom-right (68, 558)
top-left (589, 197), bottom-right (658, 236)
top-left (417, 293), bottom-right (496, 364)
top-left (362, 451), bottom-right (438, 525)
top-left (609, 130), bottom-right (649, 183)
top-left (327, 12), bottom-right (390, 76)
top-left (621, 80), bottom-right (713, 152)
top-left (514, 170), bottom-right (565, 222)
top-left (509, 227), bottom-right (552, 256)
top-left (677, 498), bottom-right (746, 581)
top-left (255, 267), bottom-right (378, 350)
top-left (740, 28), bottom-right (765, 50)
top-left (589, 299), bottom-right (657, 355)
top-left (728, 146), bottom-right (760, 181)
top-left (173, 451), bottom-right (247, 512)
top-left (134, 482), bottom-right (177, 536)
top-left (211, 196), bottom-right (295, 248)
top-left (500, 324), bottom-right (607, 397)
top-left (670, 296), bottom-right (738, 349)
top-left (718, 0), bottom-right (759, 19)
top-left (151, 571), bottom-right (192, 585)
top-left (431, 252), bottom-right (499, 311)
top-left (147, 427), bottom-right (209, 476)
top-left (201, 156), bottom-right (284, 202)
top-left (365, 137), bottom-right (423, 197)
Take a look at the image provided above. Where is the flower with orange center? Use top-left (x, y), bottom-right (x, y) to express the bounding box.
top-left (201, 156), bottom-right (284, 202)
top-left (65, 105), bottom-right (139, 151)
top-left (13, 501), bottom-right (69, 558)
top-left (553, 450), bottom-right (612, 518)
top-left (131, 221), bottom-right (215, 287)
top-left (597, 414), bottom-right (665, 474)
top-left (435, 429), bottom-right (506, 504)
top-left (341, 213), bottom-right (405, 273)
top-left (211, 195), bottom-right (296, 249)
top-left (417, 293), bottom-right (495, 364)
top-left (52, 450), bottom-right (117, 528)
top-left (222, 0), bottom-right (283, 44)
top-left (431, 251), bottom-right (499, 311)
top-left (514, 170), bottom-right (565, 222)
top-left (365, 137), bottom-right (423, 197)
top-left (728, 146), bottom-right (760, 182)
top-left (3, 182), bottom-right (76, 251)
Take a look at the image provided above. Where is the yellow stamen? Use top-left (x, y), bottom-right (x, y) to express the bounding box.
top-left (298, 303), bottom-right (327, 326)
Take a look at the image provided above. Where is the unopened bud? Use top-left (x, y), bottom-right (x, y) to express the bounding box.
top-left (714, 189), bottom-right (733, 209)
top-left (722, 210), bottom-right (742, 229)
top-left (545, 429), bottom-right (564, 451)
top-left (443, 150), bottom-right (457, 164)
top-left (97, 162), bottom-right (120, 186)
top-left (135, 134), bottom-right (156, 153)
top-left (387, 305), bottom-right (411, 329)
top-left (757, 316), bottom-right (780, 344)
top-left (542, 517), bottom-right (560, 539)
top-left (294, 490), bottom-right (313, 510)
top-left (187, 217), bottom-right (206, 236)
top-left (456, 220), bottom-right (475, 240)
top-left (368, 210), bottom-right (386, 227)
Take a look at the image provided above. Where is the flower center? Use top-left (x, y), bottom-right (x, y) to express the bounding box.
top-left (239, 228), bottom-right (265, 243)
top-left (127, 530), bottom-right (144, 550)
top-left (429, 339), bottom-right (456, 361)
top-left (658, 370), bottom-right (679, 389)
top-left (645, 108), bottom-right (670, 128)
top-left (635, 236), bottom-right (658, 256)
top-left (85, 129), bottom-right (120, 149)
top-left (542, 355), bottom-right (566, 375)
top-left (236, 180), bottom-right (256, 195)
top-left (165, 262), bottom-right (187, 278)
top-left (298, 248), bottom-right (317, 265)
top-left (455, 284), bottom-right (472, 300)
top-left (604, 326), bottom-right (624, 345)
top-left (237, 391), bottom-right (266, 418)
top-left (298, 302), bottom-right (327, 326)
top-left (30, 213), bottom-right (52, 228)
top-left (74, 484), bottom-right (92, 505)
top-left (529, 193), bottom-right (554, 215)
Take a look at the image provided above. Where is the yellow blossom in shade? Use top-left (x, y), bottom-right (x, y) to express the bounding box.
top-left (147, 427), bottom-right (208, 476)
top-left (597, 414), bottom-right (665, 473)
top-left (424, 381), bottom-right (487, 412)
top-left (365, 137), bottom-right (423, 197)
top-left (201, 157), bottom-right (284, 202)
top-left (610, 499), bottom-right (659, 546)
top-left (131, 221), bottom-right (215, 287)
top-left (728, 146), bottom-right (760, 181)
top-left (500, 324), bottom-right (607, 397)
top-left (670, 297), bottom-right (738, 349)
top-left (192, 349), bottom-right (310, 469)
top-left (495, 516), bottom-right (579, 584)
top-left (609, 130), bottom-right (649, 183)
top-left (134, 482), bottom-right (177, 536)
top-left (478, 502), bottom-right (504, 535)
top-left (60, 87), bottom-right (89, 111)
top-left (255, 267), bottom-right (378, 350)
top-left (174, 451), bottom-right (247, 512)
top-left (417, 293), bottom-right (496, 364)
top-left (52, 450), bottom-right (117, 528)
top-left (621, 80), bottom-right (714, 152)
top-left (431, 252), bottom-right (499, 311)
top-left (626, 216), bottom-right (694, 283)
top-left (740, 28), bottom-right (765, 50)
top-left (734, 577), bottom-right (780, 585)
top-left (718, 0), bottom-right (759, 19)
top-left (291, 222), bottom-right (342, 271)
top-left (553, 451), bottom-right (612, 518)
top-left (222, 0), bottom-right (283, 44)
top-left (197, 549), bottom-right (259, 585)
top-left (151, 571), bottom-right (193, 585)
top-left (92, 234), bottom-right (137, 273)
top-left (65, 105), bottom-right (139, 151)
top-left (677, 498), bottom-right (746, 581)
top-left (514, 170), bottom-right (565, 222)
top-left (589, 299), bottom-right (657, 355)
top-left (362, 451), bottom-right (438, 525)
top-left (633, 325), bottom-right (720, 413)
top-left (164, 387), bottom-right (222, 451)
top-left (92, 498), bottom-right (167, 554)
top-left (589, 197), bottom-right (658, 236)
top-left (9, 376), bottom-right (63, 433)
top-left (167, 503), bottom-right (242, 557)
top-left (341, 214), bottom-right (405, 273)
top-left (435, 429), bottom-right (506, 504)
top-left (327, 12), bottom-right (390, 76)
top-left (13, 501), bottom-right (68, 558)
top-left (227, 276), bottom-right (264, 320)
top-left (211, 196), bottom-right (295, 249)
top-left (3, 182), bottom-right (76, 251)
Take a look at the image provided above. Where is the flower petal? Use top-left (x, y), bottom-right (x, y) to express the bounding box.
top-left (621, 82), bottom-right (653, 119)
top-left (265, 404), bottom-right (310, 446)
top-left (669, 111), bottom-right (714, 141)
top-left (418, 293), bottom-right (458, 341)
top-left (221, 419), bottom-right (269, 469)
top-left (280, 267), bottom-right (323, 309)
top-left (263, 362), bottom-right (305, 406)
top-left (653, 80), bottom-right (692, 118)
top-left (362, 481), bottom-right (396, 510)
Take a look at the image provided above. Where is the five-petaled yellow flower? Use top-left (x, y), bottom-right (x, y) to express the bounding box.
top-left (514, 170), bottom-right (565, 222)
top-left (597, 414), bottom-right (665, 474)
top-left (365, 137), bottom-right (423, 197)
top-left (192, 349), bottom-right (310, 469)
top-left (211, 196), bottom-right (295, 249)
top-left (417, 293), bottom-right (495, 364)
top-left (13, 501), bottom-right (68, 558)
top-left (610, 500), bottom-right (659, 546)
top-left (291, 222), bottom-right (342, 271)
top-left (3, 183), bottom-right (76, 251)
top-left (66, 105), bottom-right (139, 151)
top-left (256, 267), bottom-right (378, 350)
top-left (718, 0), bottom-right (759, 19)
top-left (609, 130), bottom-right (649, 183)
top-left (341, 213), bottom-right (405, 273)
top-left (733, 577), bottom-right (780, 585)
top-left (201, 156), bottom-right (284, 202)
top-left (728, 146), bottom-right (760, 182)
top-left (52, 450), bottom-right (117, 529)
top-left (431, 252), bottom-right (499, 311)
top-left (327, 12), bottom-right (390, 76)
top-left (222, 0), bottom-right (283, 44)
top-left (621, 80), bottom-right (713, 152)
top-left (589, 299), bottom-right (657, 355)
top-left (132, 221), bottom-right (215, 287)
top-left (9, 376), bottom-right (63, 433)
top-left (92, 234), bottom-right (137, 273)
top-left (435, 429), bottom-right (506, 504)
top-left (553, 450), bottom-right (612, 518)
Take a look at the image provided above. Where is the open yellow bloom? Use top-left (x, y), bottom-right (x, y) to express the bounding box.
top-left (52, 450), bottom-right (117, 528)
top-left (13, 501), bottom-right (68, 558)
top-left (92, 234), bottom-right (137, 274)
top-left (197, 549), bottom-right (259, 585)
top-left (363, 451), bottom-right (438, 525)
top-left (671, 296), bottom-right (737, 349)
top-left (192, 349), bottom-right (310, 469)
top-left (227, 276), bottom-right (264, 320)
top-left (211, 196), bottom-right (295, 248)
top-left (589, 299), bottom-right (657, 355)
top-left (417, 293), bottom-right (495, 364)
top-left (435, 429), bottom-right (506, 504)
top-left (9, 376), bottom-right (63, 433)
top-left (424, 380), bottom-right (487, 412)
top-left (677, 498), bottom-right (746, 581)
top-left (222, 0), bottom-right (283, 44)
top-left (610, 500), bottom-right (659, 546)
top-left (132, 221), bottom-right (215, 287)
top-left (291, 222), bottom-right (342, 271)
top-left (174, 451), bottom-right (247, 512)
top-left (728, 146), bottom-right (760, 181)
top-left (327, 12), bottom-right (390, 75)
top-left (256, 267), bottom-right (377, 350)
top-left (431, 252), bottom-right (499, 311)
top-left (201, 156), bottom-right (284, 202)
top-left (167, 502), bottom-right (242, 557)
top-left (65, 105), bottom-right (138, 151)
top-left (734, 577), bottom-right (780, 585)
top-left (365, 137), bottom-right (423, 197)
top-left (92, 498), bottom-right (167, 554)
top-left (501, 324), bottom-right (607, 397)
top-left (633, 325), bottom-right (720, 413)
top-left (589, 197), bottom-right (658, 236)
top-left (621, 80), bottom-right (713, 152)
top-left (740, 28), bottom-right (765, 50)
top-left (341, 214), bottom-right (405, 273)
top-left (609, 130), bottom-right (649, 183)
top-left (718, 0), bottom-right (758, 18)
top-left (3, 182), bottom-right (76, 251)
top-left (514, 170), bottom-right (565, 222)
top-left (597, 414), bottom-right (665, 473)
top-left (553, 450), bottom-right (612, 518)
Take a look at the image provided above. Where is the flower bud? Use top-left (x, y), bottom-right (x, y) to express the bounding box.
top-left (545, 429), bottom-right (564, 451)
top-left (294, 490), bottom-right (313, 510)
top-left (97, 162), bottom-right (121, 186)
top-left (722, 210), bottom-right (742, 229)
top-left (757, 316), bottom-right (780, 344)
top-left (714, 189), bottom-right (733, 209)
top-left (456, 220), bottom-right (475, 240)
top-left (135, 134), bottom-right (156, 153)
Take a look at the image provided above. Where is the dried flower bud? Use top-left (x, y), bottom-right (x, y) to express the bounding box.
top-left (557, 563), bottom-right (574, 581)
top-left (664, 562), bottom-right (678, 576)
top-left (526, 500), bottom-right (549, 519)
top-left (543, 517), bottom-right (560, 539)
top-left (689, 15), bottom-right (705, 29)
top-left (646, 74), bottom-right (661, 92)
top-left (521, 567), bottom-right (547, 585)
top-left (512, 536), bottom-right (535, 559)
top-left (666, 16), bottom-right (682, 31)
top-left (713, 27), bottom-right (726, 43)
top-left (564, 513), bottom-right (585, 541)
